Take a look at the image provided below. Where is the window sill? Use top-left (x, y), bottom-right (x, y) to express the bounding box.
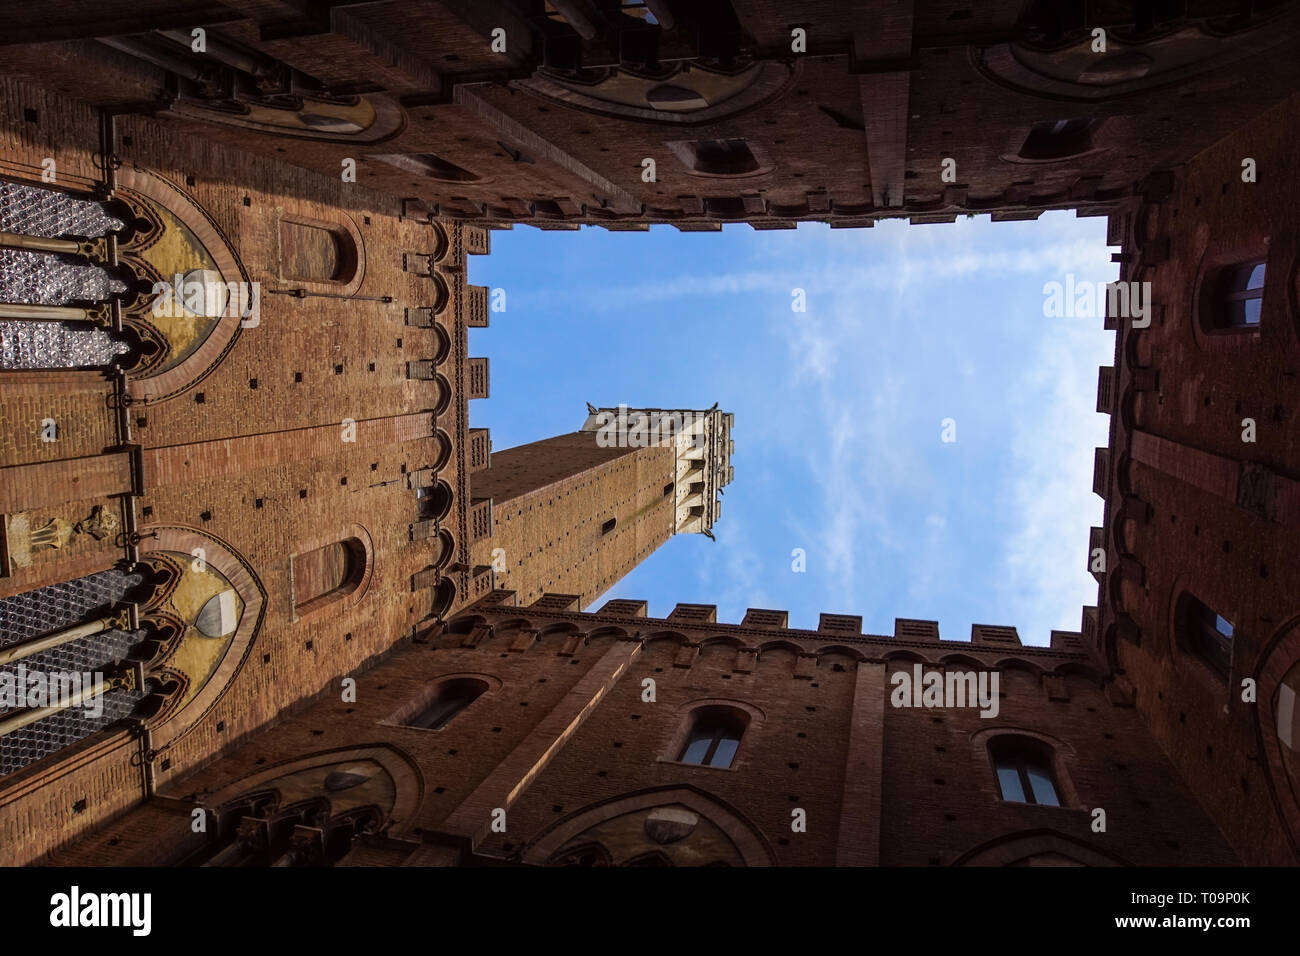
top-left (998, 799), bottom-right (1085, 812)
top-left (656, 757), bottom-right (738, 773)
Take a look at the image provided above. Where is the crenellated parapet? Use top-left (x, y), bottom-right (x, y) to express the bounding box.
top-left (449, 593), bottom-right (1105, 680)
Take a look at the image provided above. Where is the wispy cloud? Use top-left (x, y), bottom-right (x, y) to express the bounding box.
top-left (995, 234), bottom-right (1117, 643)
top-left (477, 212), bottom-right (1115, 640)
top-left (502, 220), bottom-right (1115, 314)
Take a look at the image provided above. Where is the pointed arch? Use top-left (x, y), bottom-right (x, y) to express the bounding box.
top-left (1254, 613), bottom-right (1300, 859)
top-left (642, 629), bottom-right (691, 646)
top-left (994, 657), bottom-right (1047, 677)
top-left (816, 644), bottom-right (868, 663)
top-left (202, 743), bottom-right (422, 836)
top-left (522, 785), bottom-right (776, 867)
top-left (952, 829), bottom-right (1132, 867)
top-left (756, 639), bottom-right (805, 657)
top-left (140, 526), bottom-right (265, 750)
top-left (699, 634), bottom-right (747, 649)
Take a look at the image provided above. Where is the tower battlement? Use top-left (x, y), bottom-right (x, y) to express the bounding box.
top-left (466, 403), bottom-right (733, 610)
top-left (471, 589), bottom-right (1093, 659)
top-left (580, 404), bottom-right (734, 535)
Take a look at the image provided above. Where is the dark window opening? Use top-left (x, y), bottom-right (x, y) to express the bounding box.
top-left (548, 843), bottom-right (612, 867)
top-left (601, 518), bottom-right (616, 534)
top-left (1178, 593), bottom-right (1233, 680)
top-left (408, 678), bottom-right (488, 730)
top-left (373, 152), bottom-right (481, 183)
top-left (1017, 118), bottom-right (1097, 160)
top-left (1017, 0), bottom-right (1087, 46)
top-left (990, 737), bottom-right (1061, 806)
top-left (1203, 259), bottom-right (1265, 330)
top-left (679, 139), bottom-right (759, 176)
top-left (417, 479), bottom-right (455, 521)
top-left (663, 483), bottom-right (674, 497)
top-left (677, 706), bottom-right (748, 768)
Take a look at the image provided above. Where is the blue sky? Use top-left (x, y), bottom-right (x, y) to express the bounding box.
top-left (469, 212), bottom-right (1117, 646)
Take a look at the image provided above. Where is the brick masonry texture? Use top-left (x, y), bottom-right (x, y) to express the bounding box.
top-left (1092, 89), bottom-right (1300, 865)
top-left (38, 604), bottom-right (1236, 867)
top-left (0, 73), bottom-right (482, 859)
top-left (469, 433), bottom-right (675, 609)
top-left (1, 1), bottom-right (1299, 867)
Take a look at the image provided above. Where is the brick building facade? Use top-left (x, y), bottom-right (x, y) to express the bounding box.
top-left (0, 1), bottom-right (1298, 867)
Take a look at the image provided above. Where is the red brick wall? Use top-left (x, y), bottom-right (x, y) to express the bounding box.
top-left (42, 603), bottom-right (1237, 866)
top-left (0, 81), bottom-right (478, 863)
top-left (1098, 91), bottom-right (1300, 865)
top-left (469, 433), bottom-right (675, 608)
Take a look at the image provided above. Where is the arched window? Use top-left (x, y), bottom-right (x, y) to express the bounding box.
top-left (373, 152), bottom-right (482, 183)
top-left (1176, 592), bottom-right (1233, 680)
top-left (292, 538), bottom-right (367, 616)
top-left (407, 678), bottom-right (487, 730)
top-left (548, 843), bottom-right (612, 867)
top-left (670, 138), bottom-right (767, 176)
top-left (278, 217), bottom-right (358, 283)
top-left (989, 736), bottom-right (1061, 806)
top-left (1201, 259), bottom-right (1265, 331)
top-left (0, 179), bottom-right (141, 370)
top-left (677, 705), bottom-right (748, 768)
top-left (1017, 117), bottom-right (1097, 160)
top-left (0, 568), bottom-right (145, 777)
top-left (623, 850), bottom-right (673, 866)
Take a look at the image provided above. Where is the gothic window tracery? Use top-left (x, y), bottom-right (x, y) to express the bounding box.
top-left (1, 174), bottom-right (253, 390)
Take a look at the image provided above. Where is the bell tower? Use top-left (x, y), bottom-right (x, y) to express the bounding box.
top-left (468, 404), bottom-right (734, 609)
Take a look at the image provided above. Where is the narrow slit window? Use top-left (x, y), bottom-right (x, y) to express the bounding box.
top-left (1179, 593), bottom-right (1234, 680)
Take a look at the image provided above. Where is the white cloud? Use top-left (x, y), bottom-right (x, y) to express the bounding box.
top-left (551, 213), bottom-right (1118, 643)
top-left (998, 300), bottom-right (1114, 644)
top-left (552, 220), bottom-right (1119, 313)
